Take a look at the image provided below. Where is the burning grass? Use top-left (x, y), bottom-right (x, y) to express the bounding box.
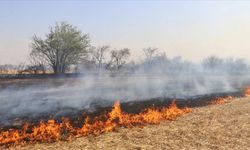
top-left (12, 96), bottom-right (250, 150)
top-left (244, 86), bottom-right (250, 97)
top-left (0, 101), bottom-right (191, 148)
top-left (1, 87), bottom-right (249, 148)
top-left (209, 96), bottom-right (233, 105)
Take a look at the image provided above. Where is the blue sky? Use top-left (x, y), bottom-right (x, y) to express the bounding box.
top-left (1, 1), bottom-right (250, 64)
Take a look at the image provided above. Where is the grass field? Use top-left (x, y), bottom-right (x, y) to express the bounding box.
top-left (9, 97), bottom-right (250, 150)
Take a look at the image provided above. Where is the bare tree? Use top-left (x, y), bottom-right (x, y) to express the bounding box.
top-left (90, 45), bottom-right (110, 71)
top-left (31, 22), bottom-right (90, 74)
top-left (16, 62), bottom-right (28, 75)
top-left (225, 58), bottom-right (247, 74)
top-left (142, 47), bottom-right (160, 64)
top-left (107, 48), bottom-right (131, 70)
top-left (202, 56), bottom-right (223, 70)
top-left (29, 50), bottom-right (47, 74)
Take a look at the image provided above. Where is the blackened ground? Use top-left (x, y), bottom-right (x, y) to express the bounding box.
top-left (0, 90), bottom-right (244, 130)
top-left (16, 97), bottom-right (250, 150)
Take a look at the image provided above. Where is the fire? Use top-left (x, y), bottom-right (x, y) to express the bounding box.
top-left (210, 96), bottom-right (233, 105)
top-left (210, 86), bottom-right (250, 105)
top-left (244, 87), bottom-right (250, 97)
top-left (0, 101), bottom-right (191, 147)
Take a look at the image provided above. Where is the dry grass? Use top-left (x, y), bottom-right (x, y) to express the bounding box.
top-left (9, 97), bottom-right (250, 150)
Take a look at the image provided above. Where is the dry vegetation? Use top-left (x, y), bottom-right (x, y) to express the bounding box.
top-left (8, 97), bottom-right (250, 150)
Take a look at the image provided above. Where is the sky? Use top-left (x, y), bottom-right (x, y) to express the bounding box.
top-left (1, 0), bottom-right (250, 64)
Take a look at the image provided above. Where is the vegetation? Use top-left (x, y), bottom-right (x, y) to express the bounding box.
top-left (0, 22), bottom-right (249, 76)
top-left (31, 22), bottom-right (90, 74)
top-left (107, 48), bottom-right (131, 70)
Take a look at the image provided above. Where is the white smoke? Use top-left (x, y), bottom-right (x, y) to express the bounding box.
top-left (0, 57), bottom-right (250, 126)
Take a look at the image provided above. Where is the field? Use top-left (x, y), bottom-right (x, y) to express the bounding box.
top-left (3, 1), bottom-right (250, 149)
top-left (0, 76), bottom-right (245, 128)
top-left (8, 97), bottom-right (250, 150)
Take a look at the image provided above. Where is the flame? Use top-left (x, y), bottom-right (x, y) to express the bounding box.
top-left (244, 87), bottom-right (250, 97)
top-left (210, 96), bottom-right (233, 105)
top-left (0, 101), bottom-right (191, 147)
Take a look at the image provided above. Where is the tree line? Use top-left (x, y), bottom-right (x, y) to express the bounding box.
top-left (0, 22), bottom-right (249, 75)
top-left (29, 22), bottom-right (133, 74)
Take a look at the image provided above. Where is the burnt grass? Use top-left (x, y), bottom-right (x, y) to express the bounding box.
top-left (0, 75), bottom-right (247, 130)
top-left (0, 89), bottom-right (245, 131)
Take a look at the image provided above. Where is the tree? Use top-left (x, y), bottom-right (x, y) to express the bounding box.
top-left (29, 50), bottom-right (47, 74)
top-left (16, 62), bottom-right (28, 75)
top-left (142, 47), bottom-right (159, 64)
top-left (107, 48), bottom-right (130, 70)
top-left (202, 56), bottom-right (223, 70)
top-left (31, 22), bottom-right (90, 74)
top-left (90, 45), bottom-right (110, 70)
top-left (225, 58), bottom-right (247, 74)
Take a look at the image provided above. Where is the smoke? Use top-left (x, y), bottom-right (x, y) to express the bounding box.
top-left (0, 56), bottom-right (250, 126)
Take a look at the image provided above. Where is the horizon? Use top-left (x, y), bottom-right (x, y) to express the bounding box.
top-left (1, 1), bottom-right (250, 65)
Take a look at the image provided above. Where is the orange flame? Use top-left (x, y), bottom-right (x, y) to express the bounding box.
top-left (210, 96), bottom-right (233, 105)
top-left (0, 101), bottom-right (191, 147)
top-left (244, 87), bottom-right (250, 97)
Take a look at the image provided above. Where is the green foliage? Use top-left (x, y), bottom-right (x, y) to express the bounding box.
top-left (31, 22), bottom-right (90, 74)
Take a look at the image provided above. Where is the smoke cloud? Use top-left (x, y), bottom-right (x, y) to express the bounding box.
top-left (0, 56), bottom-right (250, 126)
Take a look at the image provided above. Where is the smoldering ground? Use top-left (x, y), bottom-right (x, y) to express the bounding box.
top-left (0, 55), bottom-right (250, 126)
top-left (0, 71), bottom-right (250, 127)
